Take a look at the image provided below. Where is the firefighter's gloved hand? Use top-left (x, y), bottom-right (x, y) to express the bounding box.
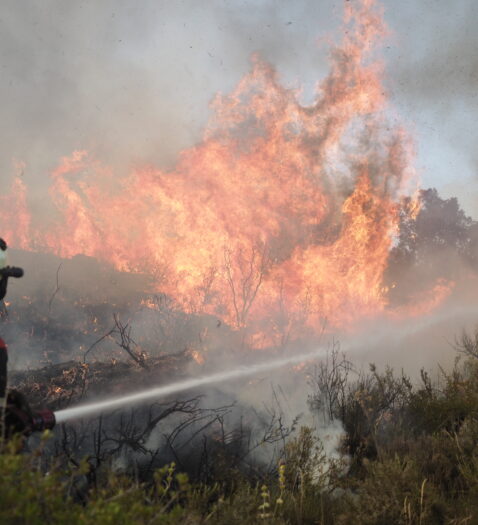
top-left (3, 389), bottom-right (55, 437)
top-left (6, 389), bottom-right (31, 415)
top-left (4, 389), bottom-right (34, 437)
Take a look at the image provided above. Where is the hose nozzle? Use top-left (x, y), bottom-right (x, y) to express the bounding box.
top-left (31, 409), bottom-right (56, 432)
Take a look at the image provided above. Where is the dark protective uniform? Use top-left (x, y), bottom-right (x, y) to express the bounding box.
top-left (0, 238), bottom-right (55, 436)
top-left (0, 237), bottom-right (9, 401)
top-left (0, 237), bottom-right (23, 400)
top-left (0, 337), bottom-right (6, 400)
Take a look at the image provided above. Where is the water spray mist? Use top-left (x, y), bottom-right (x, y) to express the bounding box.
top-left (55, 348), bottom-right (326, 423)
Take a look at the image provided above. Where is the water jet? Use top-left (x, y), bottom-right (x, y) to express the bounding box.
top-left (55, 348), bottom-right (326, 423)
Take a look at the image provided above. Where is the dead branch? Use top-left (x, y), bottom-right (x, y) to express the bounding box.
top-left (48, 263), bottom-right (63, 314)
top-left (82, 327), bottom-right (116, 363)
top-left (112, 314), bottom-right (149, 370)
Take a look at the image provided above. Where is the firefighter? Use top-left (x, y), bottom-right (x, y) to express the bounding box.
top-left (0, 238), bottom-right (23, 403)
top-left (0, 239), bottom-right (55, 437)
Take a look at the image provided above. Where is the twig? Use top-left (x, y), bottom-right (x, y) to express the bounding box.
top-left (48, 263), bottom-right (63, 314)
top-left (83, 327), bottom-right (116, 363)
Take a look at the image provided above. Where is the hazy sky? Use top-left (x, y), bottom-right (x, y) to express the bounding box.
top-left (0, 0), bottom-right (477, 216)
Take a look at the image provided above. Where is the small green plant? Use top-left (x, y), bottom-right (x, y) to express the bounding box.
top-left (258, 484), bottom-right (271, 520)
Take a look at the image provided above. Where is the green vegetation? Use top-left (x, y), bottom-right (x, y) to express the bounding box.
top-left (4, 331), bottom-right (478, 524)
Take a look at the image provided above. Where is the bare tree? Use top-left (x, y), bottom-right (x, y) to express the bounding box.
top-left (223, 243), bottom-right (270, 330)
top-left (308, 342), bottom-right (353, 423)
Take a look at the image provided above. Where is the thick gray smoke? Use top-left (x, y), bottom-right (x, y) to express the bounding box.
top-left (0, 0), bottom-right (336, 204)
top-left (3, 0), bottom-right (477, 213)
top-left (382, 0), bottom-right (478, 214)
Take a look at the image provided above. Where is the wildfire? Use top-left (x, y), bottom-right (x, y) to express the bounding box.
top-left (1, 1), bottom-right (449, 346)
top-left (389, 280), bottom-right (455, 320)
top-left (0, 164), bottom-right (30, 250)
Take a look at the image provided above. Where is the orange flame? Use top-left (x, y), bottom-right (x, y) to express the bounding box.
top-left (389, 279), bottom-right (455, 320)
top-left (1, 1), bottom-right (448, 344)
top-left (0, 162), bottom-right (31, 250)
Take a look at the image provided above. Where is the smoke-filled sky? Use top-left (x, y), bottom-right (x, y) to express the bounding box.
top-left (0, 0), bottom-right (477, 216)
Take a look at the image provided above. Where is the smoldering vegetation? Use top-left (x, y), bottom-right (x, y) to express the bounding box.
top-left (6, 324), bottom-right (478, 522)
